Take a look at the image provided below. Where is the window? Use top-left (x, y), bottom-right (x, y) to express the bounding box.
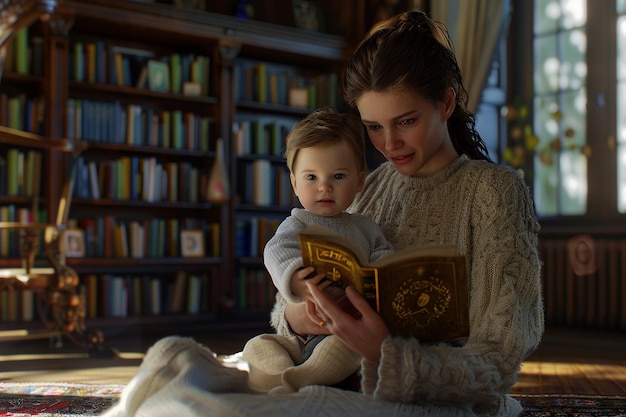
top-left (532, 0), bottom-right (587, 216)
top-left (476, 41), bottom-right (507, 163)
top-left (617, 0), bottom-right (626, 212)
top-left (508, 0), bottom-right (625, 224)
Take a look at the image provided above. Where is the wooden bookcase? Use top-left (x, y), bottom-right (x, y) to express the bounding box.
top-left (0, 0), bottom-right (362, 335)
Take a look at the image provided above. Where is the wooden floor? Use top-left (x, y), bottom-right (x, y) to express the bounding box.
top-left (1, 325), bottom-right (625, 396)
top-left (511, 326), bottom-right (626, 395)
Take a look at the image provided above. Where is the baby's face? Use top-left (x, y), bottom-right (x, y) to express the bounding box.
top-left (290, 140), bottom-right (365, 217)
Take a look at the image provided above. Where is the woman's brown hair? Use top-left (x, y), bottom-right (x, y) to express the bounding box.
top-left (344, 11), bottom-right (491, 161)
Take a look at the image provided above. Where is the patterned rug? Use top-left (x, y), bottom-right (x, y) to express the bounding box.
top-left (0, 383), bottom-right (122, 417)
top-left (0, 384), bottom-right (625, 416)
top-left (515, 394), bottom-right (626, 416)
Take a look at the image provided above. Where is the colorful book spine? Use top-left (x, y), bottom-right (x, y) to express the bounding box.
top-left (169, 53), bottom-right (182, 94)
top-left (14, 26), bottom-right (29, 74)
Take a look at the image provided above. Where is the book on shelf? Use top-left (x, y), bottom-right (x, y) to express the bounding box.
top-left (30, 36), bottom-right (44, 76)
top-left (107, 45), bottom-right (154, 87)
top-left (21, 289), bottom-right (35, 322)
top-left (299, 225), bottom-right (470, 343)
top-left (169, 271), bottom-right (188, 313)
top-left (234, 267), bottom-right (274, 311)
top-left (169, 53), bottom-right (182, 94)
top-left (186, 274), bottom-right (203, 314)
top-left (85, 42), bottom-right (97, 83)
top-left (190, 55), bottom-right (210, 96)
top-left (14, 26), bottom-right (29, 74)
top-left (252, 159), bottom-right (272, 206)
top-left (0, 148), bottom-right (42, 197)
top-left (136, 66), bottom-right (149, 89)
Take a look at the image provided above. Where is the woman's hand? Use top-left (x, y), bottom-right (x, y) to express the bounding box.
top-left (284, 302), bottom-right (332, 336)
top-left (306, 280), bottom-right (389, 363)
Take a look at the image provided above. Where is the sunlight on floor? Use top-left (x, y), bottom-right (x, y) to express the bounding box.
top-left (0, 367), bottom-right (141, 384)
top-left (521, 361), bottom-right (626, 379)
top-left (0, 351), bottom-right (143, 361)
top-left (513, 360), bottom-right (626, 395)
top-left (0, 353), bottom-right (87, 361)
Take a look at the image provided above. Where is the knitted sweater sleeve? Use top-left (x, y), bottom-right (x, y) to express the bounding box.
top-left (360, 168), bottom-right (544, 413)
top-left (263, 217), bottom-right (307, 304)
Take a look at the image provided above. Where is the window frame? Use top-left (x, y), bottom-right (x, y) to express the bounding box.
top-left (508, 0), bottom-right (624, 233)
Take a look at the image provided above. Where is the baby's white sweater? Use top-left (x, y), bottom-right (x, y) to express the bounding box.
top-left (264, 208), bottom-right (394, 304)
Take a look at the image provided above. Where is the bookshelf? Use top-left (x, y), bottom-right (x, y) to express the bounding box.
top-left (1, 0), bottom-right (361, 335)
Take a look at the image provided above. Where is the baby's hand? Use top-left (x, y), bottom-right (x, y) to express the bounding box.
top-left (290, 266), bottom-right (323, 299)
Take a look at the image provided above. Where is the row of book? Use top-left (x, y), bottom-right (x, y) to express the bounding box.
top-left (233, 267), bottom-right (276, 312)
top-left (66, 99), bottom-right (214, 151)
top-left (234, 60), bottom-right (339, 109)
top-left (73, 155), bottom-right (205, 203)
top-left (0, 205), bottom-right (47, 257)
top-left (67, 216), bottom-right (220, 258)
top-left (69, 41), bottom-right (211, 96)
top-left (0, 272), bottom-right (216, 323)
top-left (79, 272), bottom-right (214, 319)
top-left (2, 27), bottom-right (44, 76)
top-left (0, 148), bottom-right (43, 198)
top-left (236, 159), bottom-right (294, 207)
top-left (233, 119), bottom-right (292, 157)
top-left (0, 289), bottom-right (36, 323)
top-left (0, 94), bottom-right (45, 135)
top-left (234, 216), bottom-right (282, 258)
top-left (2, 216), bottom-right (219, 268)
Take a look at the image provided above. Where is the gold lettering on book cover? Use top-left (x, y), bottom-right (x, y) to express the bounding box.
top-left (303, 242), bottom-right (376, 296)
top-left (315, 247), bottom-right (357, 272)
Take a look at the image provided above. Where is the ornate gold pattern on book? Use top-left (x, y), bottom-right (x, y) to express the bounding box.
top-left (392, 275), bottom-right (451, 327)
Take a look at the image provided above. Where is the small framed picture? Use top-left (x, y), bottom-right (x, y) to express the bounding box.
top-left (148, 60), bottom-right (170, 92)
top-left (182, 81), bottom-right (202, 96)
top-left (181, 230), bottom-right (205, 257)
top-left (63, 229), bottom-right (85, 258)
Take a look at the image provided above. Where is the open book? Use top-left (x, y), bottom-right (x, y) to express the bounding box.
top-left (299, 225), bottom-right (469, 343)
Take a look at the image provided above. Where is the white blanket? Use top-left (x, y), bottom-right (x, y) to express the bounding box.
top-left (100, 336), bottom-right (521, 417)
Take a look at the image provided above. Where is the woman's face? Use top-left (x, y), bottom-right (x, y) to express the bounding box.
top-left (356, 88), bottom-right (458, 177)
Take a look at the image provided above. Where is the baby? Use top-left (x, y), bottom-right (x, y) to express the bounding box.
top-left (242, 106), bottom-right (394, 394)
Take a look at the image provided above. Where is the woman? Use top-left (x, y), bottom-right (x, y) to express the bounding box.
top-left (103, 11), bottom-right (543, 417)
top-left (272, 10), bottom-right (544, 416)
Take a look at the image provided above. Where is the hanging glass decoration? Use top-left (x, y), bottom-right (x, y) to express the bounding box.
top-left (206, 138), bottom-right (229, 203)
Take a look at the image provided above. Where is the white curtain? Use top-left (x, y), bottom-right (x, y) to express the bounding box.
top-left (430, 0), bottom-right (510, 112)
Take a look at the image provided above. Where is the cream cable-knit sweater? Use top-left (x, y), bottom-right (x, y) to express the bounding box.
top-left (271, 155), bottom-right (544, 415)
top-left (264, 208), bottom-right (395, 304)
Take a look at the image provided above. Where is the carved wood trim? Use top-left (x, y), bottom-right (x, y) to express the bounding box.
top-left (0, 0), bottom-right (57, 48)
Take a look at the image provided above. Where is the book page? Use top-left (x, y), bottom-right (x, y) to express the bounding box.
top-left (372, 244), bottom-right (457, 268)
